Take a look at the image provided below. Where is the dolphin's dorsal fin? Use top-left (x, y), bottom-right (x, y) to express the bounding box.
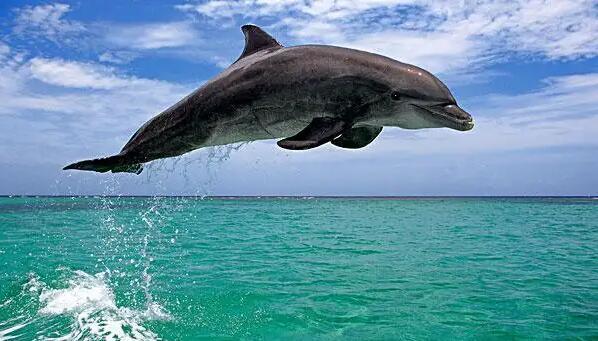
top-left (237, 24), bottom-right (282, 61)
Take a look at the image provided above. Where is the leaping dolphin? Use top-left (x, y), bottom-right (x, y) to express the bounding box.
top-left (64, 24), bottom-right (474, 174)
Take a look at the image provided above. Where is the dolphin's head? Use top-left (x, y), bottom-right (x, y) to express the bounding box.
top-left (369, 61), bottom-right (474, 132)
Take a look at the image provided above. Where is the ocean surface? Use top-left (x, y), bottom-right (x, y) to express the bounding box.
top-left (0, 196), bottom-right (596, 340)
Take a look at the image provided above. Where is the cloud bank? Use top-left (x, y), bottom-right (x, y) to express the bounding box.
top-left (179, 0), bottom-right (597, 74)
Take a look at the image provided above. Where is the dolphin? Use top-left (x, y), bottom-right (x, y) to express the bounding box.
top-left (64, 24), bottom-right (474, 174)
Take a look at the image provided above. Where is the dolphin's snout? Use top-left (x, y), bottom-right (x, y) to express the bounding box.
top-left (443, 104), bottom-right (474, 131)
top-left (444, 105), bottom-right (471, 121)
top-left (411, 103), bottom-right (474, 131)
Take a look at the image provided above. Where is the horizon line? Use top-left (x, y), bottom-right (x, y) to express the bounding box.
top-left (1, 195), bottom-right (597, 199)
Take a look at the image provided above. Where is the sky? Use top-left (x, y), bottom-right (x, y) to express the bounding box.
top-left (0, 0), bottom-right (596, 196)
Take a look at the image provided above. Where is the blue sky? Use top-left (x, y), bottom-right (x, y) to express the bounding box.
top-left (0, 0), bottom-right (596, 196)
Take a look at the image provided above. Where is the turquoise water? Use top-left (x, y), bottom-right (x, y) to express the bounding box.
top-left (0, 197), bottom-right (596, 340)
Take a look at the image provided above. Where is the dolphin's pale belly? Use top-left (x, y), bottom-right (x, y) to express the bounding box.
top-left (207, 121), bottom-right (311, 146)
top-left (201, 102), bottom-right (318, 147)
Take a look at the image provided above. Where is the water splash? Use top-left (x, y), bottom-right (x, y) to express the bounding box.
top-left (46, 270), bottom-right (167, 340)
top-left (141, 142), bottom-right (249, 196)
top-left (24, 138), bottom-right (250, 340)
top-left (38, 271), bottom-right (114, 316)
top-left (138, 202), bottom-right (170, 321)
top-left (0, 269), bottom-right (169, 340)
top-left (78, 179), bottom-right (174, 339)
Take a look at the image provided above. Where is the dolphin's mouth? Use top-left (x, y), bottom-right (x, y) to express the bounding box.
top-left (412, 104), bottom-right (474, 131)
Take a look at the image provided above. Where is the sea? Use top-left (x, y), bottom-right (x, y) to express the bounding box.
top-left (0, 196), bottom-right (596, 340)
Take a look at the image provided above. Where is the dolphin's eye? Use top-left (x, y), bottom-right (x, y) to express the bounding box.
top-left (390, 92), bottom-right (401, 101)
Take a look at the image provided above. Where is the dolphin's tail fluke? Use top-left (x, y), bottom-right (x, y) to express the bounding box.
top-left (63, 154), bottom-right (143, 175)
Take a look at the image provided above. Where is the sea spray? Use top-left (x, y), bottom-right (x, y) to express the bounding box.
top-left (42, 270), bottom-right (161, 340)
top-left (0, 269), bottom-right (168, 340)
top-left (141, 142), bottom-right (249, 197)
top-left (67, 179), bottom-right (174, 338)
top-left (138, 200), bottom-right (171, 321)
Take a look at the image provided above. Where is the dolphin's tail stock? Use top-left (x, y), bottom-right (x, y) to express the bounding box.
top-left (63, 153), bottom-right (144, 175)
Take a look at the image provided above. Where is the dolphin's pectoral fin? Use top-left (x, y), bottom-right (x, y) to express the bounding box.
top-left (331, 126), bottom-right (383, 149)
top-left (236, 25), bottom-right (283, 62)
top-left (277, 117), bottom-right (348, 150)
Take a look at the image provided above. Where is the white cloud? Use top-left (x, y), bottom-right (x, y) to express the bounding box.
top-left (176, 0), bottom-right (297, 19)
top-left (13, 3), bottom-right (85, 39)
top-left (104, 22), bottom-right (199, 50)
top-left (338, 29), bottom-right (479, 75)
top-left (0, 50), bottom-right (194, 165)
top-left (29, 58), bottom-right (135, 90)
top-left (11, 3), bottom-right (199, 61)
top-left (279, 18), bottom-right (345, 42)
top-left (0, 42), bottom-right (9, 56)
top-left (2, 57), bottom-right (190, 119)
top-left (98, 51), bottom-right (138, 64)
top-left (432, 0), bottom-right (598, 60)
top-left (179, 0), bottom-right (597, 74)
top-left (27, 58), bottom-right (189, 93)
top-left (475, 73), bottom-right (598, 125)
top-left (177, 0), bottom-right (406, 20)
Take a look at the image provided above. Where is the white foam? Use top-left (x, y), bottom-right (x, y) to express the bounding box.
top-left (37, 270), bottom-right (169, 341)
top-left (39, 271), bottom-right (115, 315)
